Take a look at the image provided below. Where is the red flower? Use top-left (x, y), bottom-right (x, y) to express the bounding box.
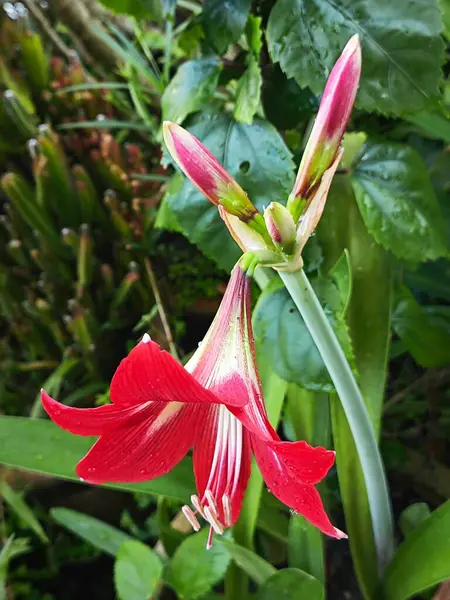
top-left (42, 264), bottom-right (345, 546)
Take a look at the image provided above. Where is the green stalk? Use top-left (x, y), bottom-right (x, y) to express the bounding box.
top-left (278, 268), bottom-right (394, 573)
top-left (162, 17), bottom-right (174, 86)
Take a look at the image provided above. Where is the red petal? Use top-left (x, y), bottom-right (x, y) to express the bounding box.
top-left (251, 435), bottom-right (345, 538)
top-left (110, 337), bottom-right (245, 407)
top-left (77, 402), bottom-right (206, 483)
top-left (41, 389), bottom-right (145, 436)
top-left (266, 439), bottom-right (335, 484)
top-left (193, 405), bottom-right (252, 527)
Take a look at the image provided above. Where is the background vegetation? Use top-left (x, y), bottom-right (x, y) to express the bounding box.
top-left (0, 0), bottom-right (450, 598)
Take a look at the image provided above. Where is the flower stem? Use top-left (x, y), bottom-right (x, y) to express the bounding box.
top-left (278, 268), bottom-right (394, 573)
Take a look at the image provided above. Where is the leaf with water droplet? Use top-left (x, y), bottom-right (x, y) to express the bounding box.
top-left (352, 141), bottom-right (448, 263)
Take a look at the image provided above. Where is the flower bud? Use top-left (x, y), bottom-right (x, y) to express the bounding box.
top-left (288, 35), bottom-right (361, 217)
top-left (263, 202), bottom-right (296, 251)
top-left (163, 121), bottom-right (258, 221)
top-left (219, 207), bottom-right (280, 264)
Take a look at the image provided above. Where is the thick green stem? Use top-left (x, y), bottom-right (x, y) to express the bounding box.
top-left (278, 268), bottom-right (394, 573)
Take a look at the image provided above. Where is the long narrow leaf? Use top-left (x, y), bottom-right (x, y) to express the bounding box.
top-left (0, 417), bottom-right (194, 502)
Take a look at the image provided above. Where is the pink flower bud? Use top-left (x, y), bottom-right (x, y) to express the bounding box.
top-left (263, 202), bottom-right (296, 250)
top-left (289, 35), bottom-right (361, 207)
top-left (163, 121), bottom-right (258, 221)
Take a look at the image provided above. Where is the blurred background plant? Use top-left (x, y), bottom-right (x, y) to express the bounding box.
top-left (0, 0), bottom-right (450, 599)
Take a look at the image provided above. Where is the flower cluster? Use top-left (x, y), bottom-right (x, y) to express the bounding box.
top-left (163, 35), bottom-right (361, 272)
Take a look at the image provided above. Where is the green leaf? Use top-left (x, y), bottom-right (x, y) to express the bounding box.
top-left (234, 57), bottom-right (262, 125)
top-left (217, 539), bottom-right (276, 585)
top-left (1, 482), bottom-right (48, 543)
top-left (253, 274), bottom-right (355, 392)
top-left (440, 0), bottom-right (450, 38)
top-left (392, 287), bottom-right (450, 368)
top-left (254, 568), bottom-right (324, 600)
top-left (166, 111), bottom-right (295, 271)
top-left (245, 15), bottom-right (263, 56)
top-left (352, 141), bottom-right (448, 263)
top-left (97, 0), bottom-right (163, 20)
top-left (407, 111), bottom-right (450, 144)
top-left (51, 508), bottom-right (131, 556)
top-left (0, 536), bottom-right (30, 600)
top-left (262, 67), bottom-right (317, 131)
top-left (202, 0), bottom-right (251, 54)
top-left (288, 516), bottom-right (324, 585)
top-left (114, 540), bottom-right (163, 600)
top-left (399, 503), bottom-right (431, 538)
top-left (267, 0), bottom-right (444, 116)
top-left (162, 58), bottom-right (221, 124)
top-left (285, 386), bottom-right (328, 584)
top-left (381, 501), bottom-right (450, 600)
top-left (168, 530), bottom-right (230, 599)
top-left (0, 417), bottom-right (194, 502)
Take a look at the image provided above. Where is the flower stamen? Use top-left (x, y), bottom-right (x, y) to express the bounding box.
top-left (191, 494), bottom-right (206, 519)
top-left (204, 505), bottom-right (224, 535)
top-left (206, 527), bottom-right (214, 550)
top-left (182, 505), bottom-right (201, 531)
top-left (205, 489), bottom-right (218, 514)
top-left (222, 495), bottom-right (232, 527)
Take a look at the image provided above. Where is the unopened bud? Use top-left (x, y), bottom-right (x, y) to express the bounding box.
top-left (163, 121), bottom-right (258, 222)
top-left (263, 202), bottom-right (296, 251)
top-left (288, 35), bottom-right (361, 219)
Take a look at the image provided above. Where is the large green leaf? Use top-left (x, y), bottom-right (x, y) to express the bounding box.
top-left (114, 540), bottom-right (163, 600)
top-left (202, 0), bottom-right (251, 53)
top-left (162, 58), bottom-right (221, 124)
top-left (253, 274), bottom-right (355, 391)
top-left (254, 568), bottom-right (324, 600)
top-left (352, 141), bottom-right (448, 263)
top-left (166, 111), bottom-right (295, 271)
top-left (266, 0), bottom-right (444, 116)
top-left (381, 501), bottom-right (450, 600)
top-left (168, 530), bottom-right (230, 599)
top-left (0, 417), bottom-right (194, 502)
top-left (392, 287), bottom-right (450, 368)
top-left (51, 508), bottom-right (131, 557)
top-left (262, 66), bottom-right (317, 130)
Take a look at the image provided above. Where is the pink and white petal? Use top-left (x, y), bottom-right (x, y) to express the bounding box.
top-left (252, 435), bottom-right (345, 538)
top-left (110, 337), bottom-right (246, 408)
top-left (193, 405), bottom-right (252, 527)
top-left (41, 389), bottom-right (148, 436)
top-left (77, 402), bottom-right (206, 483)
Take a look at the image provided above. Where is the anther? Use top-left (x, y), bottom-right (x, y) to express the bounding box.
top-left (191, 494), bottom-right (206, 519)
top-left (205, 490), bottom-right (218, 515)
top-left (204, 506), bottom-right (224, 535)
top-left (182, 505), bottom-right (201, 531)
top-left (222, 495), bottom-right (232, 527)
